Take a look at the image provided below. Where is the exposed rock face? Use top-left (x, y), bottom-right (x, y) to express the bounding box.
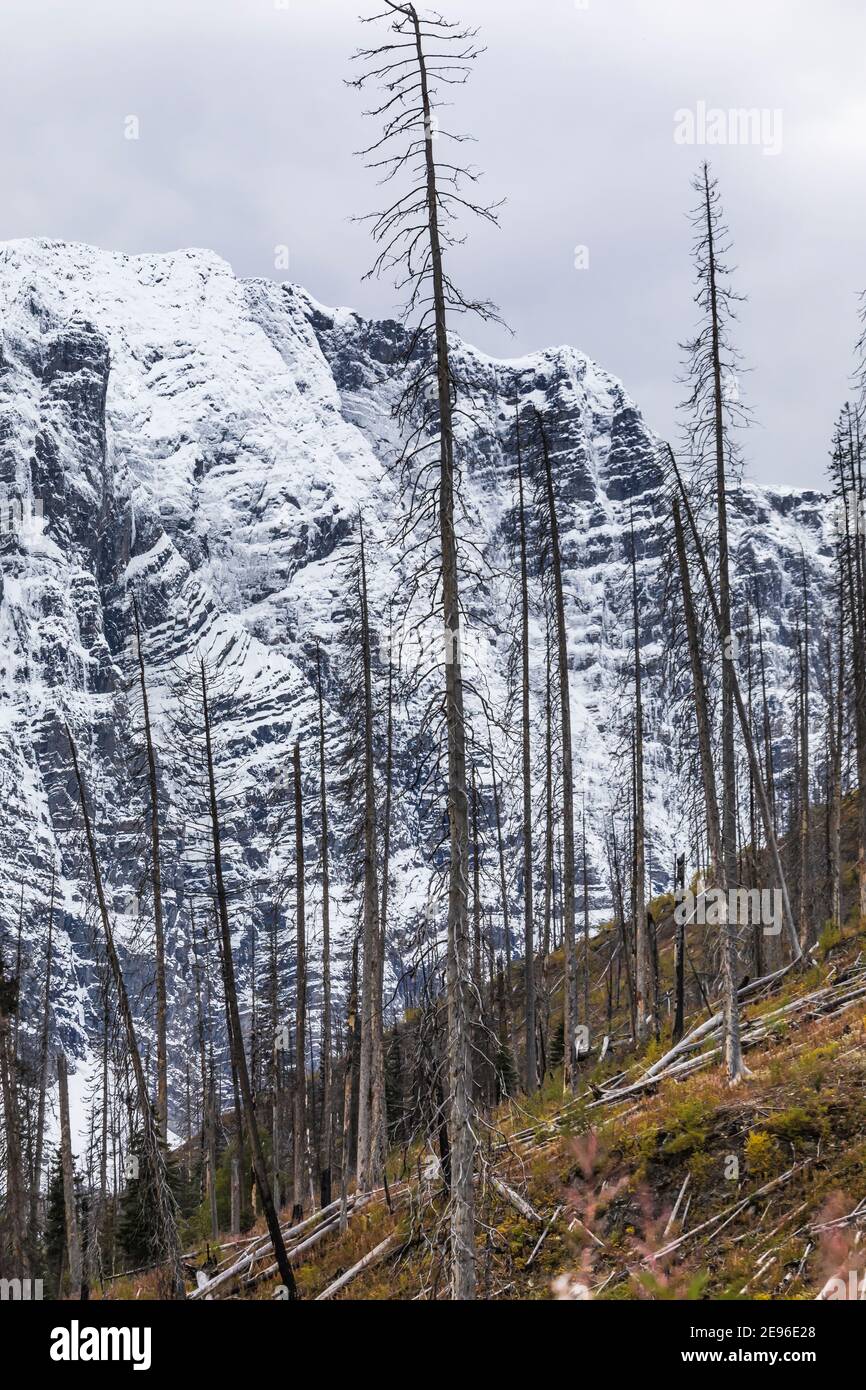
top-left (0, 239), bottom-right (834, 1123)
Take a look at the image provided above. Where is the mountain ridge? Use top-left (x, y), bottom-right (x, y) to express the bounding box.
top-left (0, 237), bottom-right (835, 1132)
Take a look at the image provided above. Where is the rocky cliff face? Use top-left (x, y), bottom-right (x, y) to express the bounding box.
top-left (0, 239), bottom-right (834, 1125)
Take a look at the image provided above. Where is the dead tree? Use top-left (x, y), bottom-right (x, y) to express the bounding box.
top-left (351, 1), bottom-right (502, 1297)
top-left (0, 948), bottom-right (26, 1279)
top-left (629, 508), bottom-right (652, 1041)
top-left (29, 866), bottom-right (55, 1258)
top-left (56, 1053), bottom-right (83, 1298)
top-left (132, 597), bottom-right (168, 1142)
top-left (198, 669), bottom-right (298, 1298)
top-left (535, 411), bottom-right (578, 1090)
top-left (343, 518), bottom-right (385, 1194)
top-left (672, 497), bottom-right (723, 883)
top-left (679, 164), bottom-right (753, 1080)
top-left (830, 405), bottom-right (866, 923)
top-left (66, 727), bottom-right (185, 1296)
top-left (796, 561), bottom-right (812, 948)
top-left (292, 741), bottom-right (307, 1224)
top-left (515, 405), bottom-right (536, 1091)
top-left (315, 645), bottom-right (334, 1209)
top-left (668, 452), bottom-right (801, 966)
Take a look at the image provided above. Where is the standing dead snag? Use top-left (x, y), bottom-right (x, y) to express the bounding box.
top-left (0, 947), bottom-right (27, 1279)
top-left (535, 411), bottom-right (578, 1090)
top-left (29, 866), bottom-right (55, 1258)
top-left (629, 507), bottom-right (653, 1042)
top-left (65, 726), bottom-right (185, 1297)
top-left (668, 450), bottom-right (800, 964)
top-left (672, 497), bottom-right (723, 886)
top-left (198, 668), bottom-right (298, 1299)
top-left (351, 0), bottom-right (502, 1298)
top-left (344, 517), bottom-right (386, 1194)
top-left (679, 163), bottom-right (751, 1081)
top-left (57, 1052), bottom-right (83, 1299)
top-left (515, 406), bottom-right (536, 1092)
top-left (132, 597), bottom-right (168, 1144)
top-left (292, 741), bottom-right (307, 1224)
top-left (829, 404), bottom-right (866, 926)
top-left (316, 645), bottom-right (333, 1209)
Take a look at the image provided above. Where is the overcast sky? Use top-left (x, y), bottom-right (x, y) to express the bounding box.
top-left (2, 0), bottom-right (864, 488)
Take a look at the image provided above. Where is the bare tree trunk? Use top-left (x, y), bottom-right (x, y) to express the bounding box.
top-left (292, 741), bottom-right (307, 1224)
top-left (797, 593), bottom-right (812, 949)
top-left (828, 595), bottom-right (845, 928)
top-left (581, 797), bottom-right (591, 1030)
top-left (356, 520), bottom-right (384, 1192)
top-left (541, 619), bottom-right (554, 1066)
top-left (197, 671), bottom-right (297, 1298)
top-left (842, 411), bottom-right (866, 923)
top-left (699, 164), bottom-right (745, 1081)
top-left (340, 936), bottom-right (360, 1233)
top-left (0, 963), bottom-right (27, 1279)
top-left (57, 1054), bottom-right (83, 1298)
top-left (487, 725), bottom-right (514, 1056)
top-left (402, 4), bottom-right (475, 1295)
top-left (536, 412), bottom-right (577, 1092)
top-left (316, 645), bottom-right (333, 1209)
top-left (630, 510), bottom-right (651, 1042)
top-left (29, 866), bottom-right (55, 1256)
top-left (132, 598), bottom-right (168, 1143)
top-left (66, 727), bottom-right (185, 1296)
top-left (515, 407), bottom-right (536, 1091)
top-left (669, 453), bottom-right (801, 965)
top-left (673, 498), bottom-right (723, 882)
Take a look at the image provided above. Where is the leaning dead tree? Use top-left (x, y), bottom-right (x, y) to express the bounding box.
top-left (198, 666), bottom-right (298, 1299)
top-left (351, 0), bottom-right (502, 1299)
top-left (66, 727), bottom-right (186, 1297)
top-left (667, 449), bottom-right (801, 964)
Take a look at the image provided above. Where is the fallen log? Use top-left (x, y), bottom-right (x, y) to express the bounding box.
top-left (315, 1234), bottom-right (397, 1301)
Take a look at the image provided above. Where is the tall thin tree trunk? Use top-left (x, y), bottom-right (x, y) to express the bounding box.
top-left (197, 672), bottom-right (297, 1298)
top-left (132, 599), bottom-right (168, 1143)
top-left (536, 413), bottom-right (577, 1092)
top-left (292, 741), bottom-right (307, 1224)
top-left (340, 936), bottom-right (360, 1233)
top-left (516, 407), bottom-right (536, 1091)
top-left (669, 452), bottom-right (801, 965)
top-left (407, 4), bottom-right (475, 1295)
top-left (29, 865), bottom-right (55, 1256)
top-left (66, 727), bottom-right (185, 1296)
top-left (0, 963), bottom-right (27, 1279)
top-left (673, 498), bottom-right (723, 882)
top-left (700, 164), bottom-right (745, 1081)
top-left (57, 1054), bottom-right (83, 1298)
top-left (356, 520), bottom-right (384, 1191)
top-left (316, 645), bottom-right (333, 1209)
top-left (630, 510), bottom-right (651, 1042)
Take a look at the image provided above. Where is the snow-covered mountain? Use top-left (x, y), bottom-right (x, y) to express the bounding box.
top-left (0, 239), bottom-right (834, 1126)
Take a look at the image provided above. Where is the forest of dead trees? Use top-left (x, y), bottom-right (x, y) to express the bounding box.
top-left (1, 2), bottom-right (866, 1302)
